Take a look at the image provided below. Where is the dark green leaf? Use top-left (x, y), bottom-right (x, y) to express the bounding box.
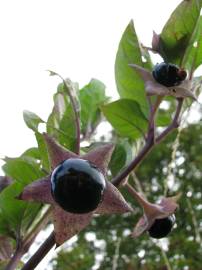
top-left (0, 182), bottom-right (40, 237)
top-left (23, 110), bottom-right (45, 132)
top-left (109, 140), bottom-right (132, 176)
top-left (159, 0), bottom-right (202, 65)
top-left (115, 20), bottom-right (152, 116)
top-left (79, 79), bottom-right (107, 136)
top-left (102, 99), bottom-right (148, 140)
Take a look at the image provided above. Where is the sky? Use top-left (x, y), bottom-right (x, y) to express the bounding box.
top-left (0, 0), bottom-right (186, 269)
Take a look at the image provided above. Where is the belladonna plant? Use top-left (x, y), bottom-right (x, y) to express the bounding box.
top-left (17, 60), bottom-right (198, 270)
top-left (3, 1), bottom-right (202, 269)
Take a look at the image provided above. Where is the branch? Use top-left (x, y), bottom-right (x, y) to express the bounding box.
top-left (5, 249), bottom-right (25, 270)
top-left (21, 232), bottom-right (55, 270)
top-left (156, 98), bottom-right (183, 144)
top-left (112, 137), bottom-right (154, 187)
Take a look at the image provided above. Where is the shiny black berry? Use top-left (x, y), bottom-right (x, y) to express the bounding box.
top-left (148, 215), bottom-right (175, 239)
top-left (152, 62), bottom-right (187, 87)
top-left (51, 158), bottom-right (106, 214)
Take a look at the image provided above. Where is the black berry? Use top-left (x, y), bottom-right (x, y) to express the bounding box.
top-left (148, 215), bottom-right (175, 239)
top-left (51, 158), bottom-right (106, 214)
top-left (152, 62), bottom-right (187, 87)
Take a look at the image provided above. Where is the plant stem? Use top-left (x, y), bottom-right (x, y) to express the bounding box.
top-left (124, 183), bottom-right (152, 210)
top-left (21, 232), bottom-right (55, 270)
top-left (5, 248), bottom-right (24, 270)
top-left (112, 137), bottom-right (154, 187)
top-left (156, 98), bottom-right (183, 144)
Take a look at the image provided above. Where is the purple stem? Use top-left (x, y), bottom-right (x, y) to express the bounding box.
top-left (5, 249), bottom-right (24, 270)
top-left (21, 232), bottom-right (55, 270)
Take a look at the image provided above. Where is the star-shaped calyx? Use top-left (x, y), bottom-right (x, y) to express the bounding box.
top-left (129, 63), bottom-right (196, 100)
top-left (125, 183), bottom-right (179, 239)
top-left (19, 134), bottom-right (133, 246)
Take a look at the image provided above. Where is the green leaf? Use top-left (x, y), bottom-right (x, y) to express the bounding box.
top-left (2, 157), bottom-right (44, 186)
top-left (47, 82), bottom-right (77, 151)
top-left (159, 0), bottom-right (202, 65)
top-left (0, 182), bottom-right (40, 237)
top-left (156, 109), bottom-right (171, 127)
top-left (23, 110), bottom-right (45, 132)
top-left (21, 147), bottom-right (41, 160)
top-left (79, 79), bottom-right (107, 136)
top-left (102, 99), bottom-right (148, 140)
top-left (0, 158), bottom-right (45, 237)
top-left (35, 132), bottom-right (50, 172)
top-left (109, 140), bottom-right (132, 176)
top-left (115, 20), bottom-right (152, 116)
top-left (181, 16), bottom-right (202, 72)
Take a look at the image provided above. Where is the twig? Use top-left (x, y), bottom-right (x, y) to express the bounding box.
top-left (124, 183), bottom-right (152, 211)
top-left (131, 172), bottom-right (144, 194)
top-left (5, 249), bottom-right (25, 270)
top-left (156, 98), bottom-right (183, 144)
top-left (112, 137), bottom-right (154, 187)
top-left (21, 232), bottom-right (55, 270)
